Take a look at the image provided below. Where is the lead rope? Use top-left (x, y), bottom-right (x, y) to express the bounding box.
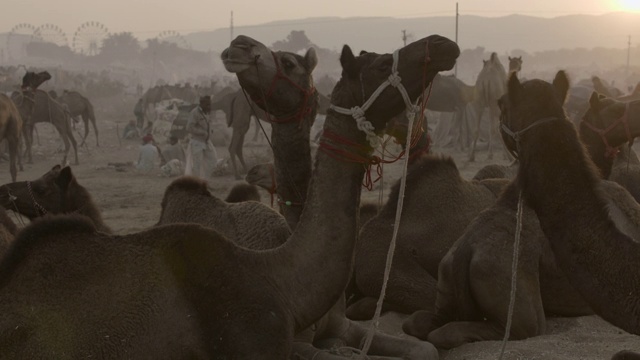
top-left (498, 190), bottom-right (524, 360)
top-left (358, 93), bottom-right (417, 360)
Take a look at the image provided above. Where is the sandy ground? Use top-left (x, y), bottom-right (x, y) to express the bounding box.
top-left (1, 97), bottom-right (639, 359)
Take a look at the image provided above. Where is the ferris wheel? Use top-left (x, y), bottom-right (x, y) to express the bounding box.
top-left (6, 23), bottom-right (38, 60)
top-left (72, 21), bottom-right (109, 56)
top-left (157, 30), bottom-right (192, 50)
top-left (33, 24), bottom-right (68, 48)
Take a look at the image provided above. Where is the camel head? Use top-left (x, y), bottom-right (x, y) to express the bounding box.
top-left (221, 35), bottom-right (317, 118)
top-left (0, 165), bottom-right (86, 220)
top-left (508, 56), bottom-right (523, 73)
top-left (331, 34), bottom-right (458, 134)
top-left (498, 71), bottom-right (570, 158)
top-left (582, 93), bottom-right (640, 154)
top-left (245, 163), bottom-right (275, 193)
top-left (21, 71), bottom-right (51, 90)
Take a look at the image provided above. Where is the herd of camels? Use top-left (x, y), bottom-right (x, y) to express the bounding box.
top-left (0, 31), bottom-right (638, 359)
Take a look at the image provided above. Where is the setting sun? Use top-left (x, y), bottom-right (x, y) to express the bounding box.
top-left (617, 0), bottom-right (640, 11)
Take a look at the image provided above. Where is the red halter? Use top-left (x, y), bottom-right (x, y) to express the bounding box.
top-left (582, 102), bottom-right (633, 158)
top-left (252, 52), bottom-right (317, 124)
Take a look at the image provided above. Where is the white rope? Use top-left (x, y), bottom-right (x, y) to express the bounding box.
top-left (498, 190), bottom-right (524, 360)
top-left (357, 105), bottom-right (416, 359)
top-left (330, 50), bottom-right (420, 148)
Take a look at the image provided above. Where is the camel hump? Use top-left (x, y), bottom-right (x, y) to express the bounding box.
top-left (0, 215), bottom-right (97, 279)
top-left (164, 176), bottom-right (211, 197)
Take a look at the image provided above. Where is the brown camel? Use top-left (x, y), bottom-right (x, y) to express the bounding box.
top-left (0, 34), bottom-right (457, 358)
top-left (224, 35), bottom-right (447, 359)
top-left (592, 76), bottom-right (624, 99)
top-left (57, 90), bottom-right (99, 147)
top-left (11, 87), bottom-right (78, 165)
top-left (508, 56), bottom-right (522, 74)
top-left (403, 71), bottom-right (640, 349)
top-left (224, 182), bottom-right (261, 203)
top-left (0, 165), bottom-right (109, 233)
top-left (0, 94), bottom-right (23, 181)
top-left (347, 155), bottom-right (509, 320)
top-left (497, 70), bottom-right (640, 359)
top-left (472, 162), bottom-right (519, 180)
top-left (469, 52), bottom-right (508, 161)
top-left (0, 206), bottom-right (18, 258)
top-left (581, 94), bottom-right (640, 202)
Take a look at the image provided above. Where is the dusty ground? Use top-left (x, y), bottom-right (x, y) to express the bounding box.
top-left (1, 97), bottom-right (639, 359)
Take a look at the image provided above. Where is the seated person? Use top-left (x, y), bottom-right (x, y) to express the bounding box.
top-left (135, 134), bottom-right (160, 174)
top-left (123, 120), bottom-right (139, 139)
top-left (161, 135), bottom-right (186, 164)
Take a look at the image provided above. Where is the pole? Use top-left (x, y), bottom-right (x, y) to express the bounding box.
top-left (627, 35), bottom-right (631, 78)
top-left (401, 30), bottom-right (407, 47)
top-left (455, 2), bottom-right (459, 77)
top-left (230, 11), bottom-right (234, 42)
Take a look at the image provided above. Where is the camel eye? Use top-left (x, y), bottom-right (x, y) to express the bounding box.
top-left (282, 59), bottom-right (295, 69)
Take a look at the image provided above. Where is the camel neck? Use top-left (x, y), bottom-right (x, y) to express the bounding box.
top-left (519, 118), bottom-right (640, 335)
top-left (264, 114), bottom-right (366, 332)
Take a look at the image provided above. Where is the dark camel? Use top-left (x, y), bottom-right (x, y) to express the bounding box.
top-left (403, 72), bottom-right (640, 349)
top-left (0, 165), bottom-right (109, 233)
top-left (223, 35), bottom-right (449, 359)
top-left (0, 94), bottom-right (23, 181)
top-left (0, 34), bottom-right (458, 358)
top-left (501, 70), bottom-right (640, 359)
top-left (57, 90), bottom-right (99, 147)
top-left (11, 86), bottom-right (78, 165)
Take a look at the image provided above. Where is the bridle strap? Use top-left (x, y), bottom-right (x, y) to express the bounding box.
top-left (329, 42), bottom-right (430, 147)
top-left (582, 102), bottom-right (633, 158)
top-left (501, 117), bottom-right (560, 159)
top-left (27, 181), bottom-right (48, 216)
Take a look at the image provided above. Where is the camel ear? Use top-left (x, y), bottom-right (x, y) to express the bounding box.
top-left (50, 164), bottom-right (62, 172)
top-left (359, 50), bottom-right (369, 55)
top-left (55, 166), bottom-right (76, 191)
top-left (508, 56), bottom-right (513, 61)
top-left (552, 70), bottom-right (570, 104)
top-left (507, 71), bottom-right (523, 103)
top-left (304, 47), bottom-right (318, 73)
top-left (517, 56), bottom-right (522, 60)
top-left (340, 45), bottom-right (358, 78)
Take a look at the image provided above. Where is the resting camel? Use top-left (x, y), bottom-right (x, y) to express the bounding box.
top-left (403, 72), bottom-right (640, 349)
top-left (469, 52), bottom-right (508, 161)
top-left (0, 34), bottom-right (459, 358)
top-left (499, 70), bottom-right (640, 359)
top-left (0, 165), bottom-right (109, 233)
top-left (0, 206), bottom-right (18, 258)
top-left (57, 90), bottom-right (99, 147)
top-left (11, 80), bottom-right (79, 165)
top-left (223, 35), bottom-right (444, 359)
top-left (581, 94), bottom-right (640, 202)
top-left (0, 94), bottom-right (23, 181)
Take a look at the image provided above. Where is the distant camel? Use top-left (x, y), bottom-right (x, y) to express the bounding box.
top-left (56, 90), bottom-right (99, 147)
top-left (508, 56), bottom-right (522, 74)
top-left (469, 52), bottom-right (508, 161)
top-left (429, 74), bottom-right (475, 150)
top-left (0, 94), bottom-right (23, 181)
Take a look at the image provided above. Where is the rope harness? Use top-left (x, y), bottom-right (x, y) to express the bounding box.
top-left (26, 181), bottom-right (49, 216)
top-left (582, 102), bottom-right (634, 158)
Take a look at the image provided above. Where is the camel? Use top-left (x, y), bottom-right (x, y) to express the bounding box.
top-left (402, 71), bottom-right (640, 349)
top-left (224, 182), bottom-right (261, 203)
top-left (469, 52), bottom-right (508, 161)
top-left (346, 156), bottom-right (508, 320)
top-left (222, 35), bottom-right (446, 359)
top-left (429, 74), bottom-right (476, 150)
top-left (0, 206), bottom-right (18, 258)
top-left (11, 86), bottom-right (79, 165)
top-left (0, 94), bottom-right (23, 181)
top-left (57, 90), bottom-right (99, 147)
top-left (498, 70), bottom-right (640, 359)
top-left (472, 162), bottom-right (518, 180)
top-left (508, 56), bottom-right (522, 74)
top-left (592, 76), bottom-right (624, 99)
top-left (0, 34), bottom-right (458, 358)
top-left (0, 165), bottom-right (109, 233)
top-left (581, 94), bottom-right (640, 201)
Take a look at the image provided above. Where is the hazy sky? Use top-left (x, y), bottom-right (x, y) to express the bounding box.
top-left (2, 0), bottom-right (638, 39)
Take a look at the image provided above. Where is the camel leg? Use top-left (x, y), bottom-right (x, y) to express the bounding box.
top-left (468, 104), bottom-right (483, 162)
top-left (7, 137), bottom-right (17, 182)
top-left (251, 117), bottom-right (261, 143)
top-left (228, 130), bottom-right (242, 180)
top-left (236, 132), bottom-right (249, 175)
top-left (88, 114), bottom-right (99, 147)
top-left (487, 104), bottom-right (500, 161)
top-left (22, 125), bottom-right (33, 164)
top-left (80, 116), bottom-right (90, 147)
